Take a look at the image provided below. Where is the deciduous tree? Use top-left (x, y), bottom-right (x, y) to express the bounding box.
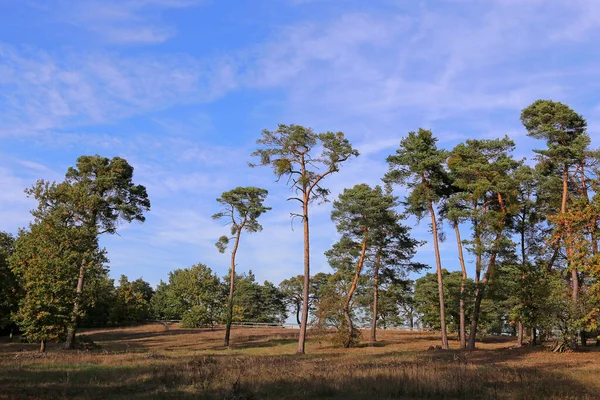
top-left (26, 155), bottom-right (150, 349)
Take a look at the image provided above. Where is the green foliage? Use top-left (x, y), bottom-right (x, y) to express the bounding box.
top-left (27, 155), bottom-right (151, 233)
top-left (111, 275), bottom-right (154, 323)
top-left (229, 272), bottom-right (287, 323)
top-left (251, 125), bottom-right (359, 205)
top-left (81, 274), bottom-right (116, 327)
top-left (0, 232), bottom-right (17, 329)
top-left (149, 264), bottom-right (225, 324)
top-left (9, 214), bottom-right (107, 345)
top-left (181, 306), bottom-right (213, 328)
top-left (415, 270), bottom-right (474, 332)
top-left (376, 280), bottom-right (417, 329)
top-left (384, 128), bottom-right (450, 219)
top-left (212, 187), bottom-right (270, 241)
top-left (521, 99), bottom-right (588, 169)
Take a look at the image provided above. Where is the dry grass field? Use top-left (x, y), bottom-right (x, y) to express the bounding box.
top-left (1, 324), bottom-right (599, 399)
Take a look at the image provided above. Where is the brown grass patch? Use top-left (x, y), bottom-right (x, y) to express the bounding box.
top-left (1, 324), bottom-right (598, 399)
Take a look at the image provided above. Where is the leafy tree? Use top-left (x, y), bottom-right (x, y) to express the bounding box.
top-left (415, 270), bottom-right (475, 333)
top-left (0, 232), bottom-right (17, 332)
top-left (385, 129), bottom-right (451, 349)
top-left (448, 137), bottom-right (520, 350)
top-left (376, 279), bottom-right (418, 330)
top-left (10, 215), bottom-right (106, 352)
top-left (232, 272), bottom-right (287, 323)
top-left (279, 272), bottom-right (330, 325)
top-left (81, 273), bottom-right (116, 327)
top-left (150, 264), bottom-right (225, 326)
top-left (251, 124), bottom-right (358, 354)
top-left (111, 275), bottom-right (154, 323)
top-left (213, 186), bottom-right (270, 346)
top-left (279, 275), bottom-right (304, 325)
top-left (26, 155), bottom-right (150, 349)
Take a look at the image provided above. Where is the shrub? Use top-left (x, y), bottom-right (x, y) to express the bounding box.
top-left (181, 306), bottom-right (213, 328)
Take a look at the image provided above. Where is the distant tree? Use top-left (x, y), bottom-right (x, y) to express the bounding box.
top-left (81, 273), bottom-right (116, 327)
top-left (385, 129), bottom-right (451, 349)
top-left (10, 215), bottom-right (106, 352)
top-left (112, 275), bottom-right (154, 323)
top-left (279, 273), bottom-right (333, 325)
top-left (232, 272), bottom-right (287, 324)
top-left (26, 155), bottom-right (150, 349)
top-left (251, 124), bottom-right (358, 354)
top-left (279, 275), bottom-right (304, 325)
top-left (0, 232), bottom-right (17, 333)
top-left (376, 279), bottom-right (418, 330)
top-left (213, 186), bottom-right (270, 347)
top-left (151, 264), bottom-right (225, 327)
top-left (414, 270), bottom-right (475, 333)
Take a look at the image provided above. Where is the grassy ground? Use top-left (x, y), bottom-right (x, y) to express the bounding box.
top-left (1, 324), bottom-right (599, 399)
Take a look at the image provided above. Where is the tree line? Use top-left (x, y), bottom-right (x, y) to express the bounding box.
top-left (1, 99), bottom-right (599, 353)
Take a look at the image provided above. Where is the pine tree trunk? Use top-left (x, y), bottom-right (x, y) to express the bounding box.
top-left (454, 223), bottom-right (467, 349)
top-left (530, 327), bottom-right (537, 346)
top-left (344, 228), bottom-right (368, 348)
top-left (517, 321), bottom-right (524, 347)
top-left (370, 253), bottom-right (381, 345)
top-left (40, 339), bottom-right (46, 353)
top-left (468, 284), bottom-right (485, 350)
top-left (297, 200), bottom-right (310, 354)
top-left (225, 225), bottom-right (243, 347)
top-left (429, 200), bottom-right (448, 350)
top-left (65, 261), bottom-right (86, 350)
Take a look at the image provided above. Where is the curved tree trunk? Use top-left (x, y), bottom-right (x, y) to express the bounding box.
top-left (429, 200), bottom-right (449, 350)
top-left (297, 200), bottom-right (310, 354)
top-left (225, 223), bottom-right (244, 347)
top-left (65, 261), bottom-right (85, 349)
top-left (454, 223), bottom-right (467, 349)
top-left (344, 229), bottom-right (369, 348)
top-left (370, 252), bottom-right (381, 345)
top-left (296, 302), bottom-right (301, 325)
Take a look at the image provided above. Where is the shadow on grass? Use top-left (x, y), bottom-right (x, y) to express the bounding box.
top-left (1, 353), bottom-right (598, 400)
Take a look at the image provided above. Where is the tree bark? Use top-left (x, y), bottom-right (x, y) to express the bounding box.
top-left (429, 200), bottom-right (449, 350)
top-left (343, 228), bottom-right (369, 348)
top-left (530, 327), bottom-right (537, 346)
top-left (224, 222), bottom-right (244, 347)
top-left (517, 321), bottom-right (524, 347)
top-left (297, 199), bottom-right (310, 354)
top-left (454, 223), bottom-right (467, 349)
top-left (40, 339), bottom-right (46, 353)
top-left (370, 252), bottom-right (381, 345)
top-left (64, 261), bottom-right (86, 349)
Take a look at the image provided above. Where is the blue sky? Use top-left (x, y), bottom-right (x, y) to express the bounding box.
top-left (1, 0), bottom-right (599, 288)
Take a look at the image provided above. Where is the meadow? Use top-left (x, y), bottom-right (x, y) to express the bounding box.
top-left (1, 324), bottom-right (599, 399)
